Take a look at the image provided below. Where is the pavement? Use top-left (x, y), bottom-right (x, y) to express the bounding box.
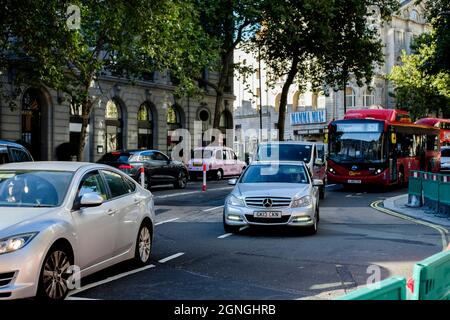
top-left (383, 194), bottom-right (450, 229)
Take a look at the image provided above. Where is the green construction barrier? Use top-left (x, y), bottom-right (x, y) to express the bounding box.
top-left (408, 171), bottom-right (422, 197)
top-left (422, 173), bottom-right (440, 210)
top-left (411, 250), bottom-right (450, 300)
top-left (439, 176), bottom-right (450, 206)
top-left (336, 276), bottom-right (407, 300)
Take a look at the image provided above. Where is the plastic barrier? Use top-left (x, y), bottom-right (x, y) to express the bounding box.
top-left (439, 175), bottom-right (450, 215)
top-left (336, 277), bottom-right (407, 300)
top-left (411, 250), bottom-right (450, 300)
top-left (422, 172), bottom-right (440, 211)
top-left (407, 171), bottom-right (423, 207)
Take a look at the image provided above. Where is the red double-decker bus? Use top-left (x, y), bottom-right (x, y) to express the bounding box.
top-left (415, 118), bottom-right (450, 146)
top-left (327, 109), bottom-right (440, 186)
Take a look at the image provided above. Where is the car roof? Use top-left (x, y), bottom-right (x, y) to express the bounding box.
top-left (0, 161), bottom-right (106, 172)
top-left (0, 140), bottom-right (28, 149)
top-left (194, 146), bottom-right (231, 150)
top-left (251, 160), bottom-right (307, 166)
top-left (259, 141), bottom-right (322, 146)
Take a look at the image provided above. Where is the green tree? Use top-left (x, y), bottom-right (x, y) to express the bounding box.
top-left (388, 46), bottom-right (450, 119)
top-left (1, 0), bottom-right (214, 160)
top-left (252, 0), bottom-right (398, 140)
top-left (197, 0), bottom-right (263, 129)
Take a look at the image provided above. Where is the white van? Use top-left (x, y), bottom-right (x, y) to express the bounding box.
top-left (255, 141), bottom-right (327, 198)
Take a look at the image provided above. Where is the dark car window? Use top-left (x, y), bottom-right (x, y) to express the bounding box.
top-left (10, 148), bottom-right (32, 162)
top-left (441, 148), bottom-right (450, 157)
top-left (98, 152), bottom-right (133, 163)
top-left (215, 150), bottom-right (222, 160)
top-left (140, 151), bottom-right (153, 161)
top-left (0, 148), bottom-right (9, 164)
top-left (77, 171), bottom-right (108, 201)
top-left (153, 152), bottom-right (168, 161)
top-left (257, 144), bottom-right (312, 162)
top-left (102, 170), bottom-right (132, 198)
top-left (124, 176), bottom-right (137, 192)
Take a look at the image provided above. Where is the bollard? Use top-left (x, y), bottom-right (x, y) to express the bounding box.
top-left (140, 166), bottom-right (145, 188)
top-left (202, 163), bottom-right (207, 192)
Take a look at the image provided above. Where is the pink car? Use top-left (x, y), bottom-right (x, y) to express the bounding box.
top-left (188, 147), bottom-right (247, 180)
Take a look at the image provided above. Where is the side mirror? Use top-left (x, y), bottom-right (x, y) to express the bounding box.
top-left (313, 179), bottom-right (324, 187)
top-left (80, 192), bottom-right (104, 208)
top-left (228, 178), bottom-right (237, 185)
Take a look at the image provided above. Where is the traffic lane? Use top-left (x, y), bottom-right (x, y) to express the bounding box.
top-left (69, 184), bottom-right (443, 300)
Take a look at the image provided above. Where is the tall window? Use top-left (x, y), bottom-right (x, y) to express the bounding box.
top-left (138, 103), bottom-right (153, 149)
top-left (167, 105), bottom-right (182, 151)
top-left (345, 87), bottom-right (355, 108)
top-left (410, 10), bottom-right (419, 22)
top-left (21, 88), bottom-right (42, 160)
top-left (105, 99), bottom-right (123, 152)
top-left (69, 102), bottom-right (83, 160)
top-left (363, 89), bottom-right (375, 108)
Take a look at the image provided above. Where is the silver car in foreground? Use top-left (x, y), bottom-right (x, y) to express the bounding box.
top-left (0, 162), bottom-right (155, 300)
top-left (223, 161), bottom-right (322, 234)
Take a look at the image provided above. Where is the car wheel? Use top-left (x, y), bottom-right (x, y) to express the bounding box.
top-left (174, 171), bottom-right (187, 189)
top-left (37, 245), bottom-right (73, 300)
top-left (306, 208), bottom-right (319, 235)
top-left (319, 185), bottom-right (325, 199)
top-left (134, 222), bottom-right (152, 266)
top-left (216, 169), bottom-right (223, 181)
top-left (223, 214), bottom-right (240, 234)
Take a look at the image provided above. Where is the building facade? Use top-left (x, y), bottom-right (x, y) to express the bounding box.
top-left (0, 70), bottom-right (234, 162)
top-left (233, 0), bottom-right (430, 152)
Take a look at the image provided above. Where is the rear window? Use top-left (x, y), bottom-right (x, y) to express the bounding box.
top-left (257, 144), bottom-right (312, 162)
top-left (98, 152), bottom-right (133, 163)
top-left (441, 148), bottom-right (450, 157)
top-left (0, 148), bottom-right (9, 164)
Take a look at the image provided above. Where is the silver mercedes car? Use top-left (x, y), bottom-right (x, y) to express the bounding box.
top-left (0, 162), bottom-right (155, 300)
top-left (223, 161), bottom-right (322, 234)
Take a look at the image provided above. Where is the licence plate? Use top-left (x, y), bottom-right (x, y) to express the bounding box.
top-left (253, 211), bottom-right (282, 218)
top-left (348, 179), bottom-right (362, 184)
top-left (193, 162), bottom-right (203, 167)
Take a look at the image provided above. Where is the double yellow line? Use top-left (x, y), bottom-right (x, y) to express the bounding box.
top-left (370, 200), bottom-right (449, 251)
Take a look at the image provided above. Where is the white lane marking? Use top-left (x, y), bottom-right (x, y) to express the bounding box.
top-left (218, 233), bottom-right (233, 239)
top-left (67, 264), bottom-right (155, 298)
top-left (155, 217), bottom-right (180, 226)
top-left (239, 226), bottom-right (249, 231)
top-left (66, 297), bottom-right (100, 300)
top-left (203, 205), bottom-right (224, 212)
top-left (371, 200), bottom-right (449, 250)
top-left (326, 184), bottom-right (336, 188)
top-left (158, 252), bottom-right (185, 264)
top-left (154, 187), bottom-right (233, 199)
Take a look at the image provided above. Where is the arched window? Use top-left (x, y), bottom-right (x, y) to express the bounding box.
top-left (345, 87), bottom-right (355, 108)
top-left (274, 93), bottom-right (281, 112)
top-left (363, 89), bottom-right (375, 108)
top-left (105, 99), bottom-right (123, 152)
top-left (167, 105), bottom-right (183, 151)
top-left (410, 10), bottom-right (419, 22)
top-left (69, 102), bottom-right (83, 160)
top-left (138, 103), bottom-right (153, 149)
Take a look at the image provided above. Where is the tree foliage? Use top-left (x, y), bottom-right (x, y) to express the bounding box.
top-left (250, 0), bottom-right (398, 140)
top-left (1, 0), bottom-right (215, 159)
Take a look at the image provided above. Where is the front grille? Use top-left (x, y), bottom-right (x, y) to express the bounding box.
top-left (245, 196), bottom-right (292, 208)
top-left (245, 215), bottom-right (290, 224)
top-left (0, 272), bottom-right (16, 287)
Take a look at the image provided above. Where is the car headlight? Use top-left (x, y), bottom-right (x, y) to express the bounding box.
top-left (227, 194), bottom-right (245, 206)
top-left (0, 233), bottom-right (38, 255)
top-left (291, 196), bottom-right (312, 208)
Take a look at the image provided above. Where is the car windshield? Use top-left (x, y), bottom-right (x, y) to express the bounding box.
top-left (441, 149), bottom-right (450, 157)
top-left (240, 164), bottom-right (309, 184)
top-left (192, 149), bottom-right (213, 159)
top-left (329, 132), bottom-right (385, 163)
top-left (257, 144), bottom-right (312, 162)
top-left (0, 171), bottom-right (74, 207)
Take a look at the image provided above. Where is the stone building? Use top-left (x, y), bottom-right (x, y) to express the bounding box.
top-left (0, 70), bottom-right (234, 162)
top-left (233, 0), bottom-right (430, 150)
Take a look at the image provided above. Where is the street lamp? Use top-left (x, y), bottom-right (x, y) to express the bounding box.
top-left (258, 43), bottom-right (263, 143)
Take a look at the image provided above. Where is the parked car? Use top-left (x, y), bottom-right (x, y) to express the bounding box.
top-left (223, 161), bottom-right (322, 234)
top-left (0, 140), bottom-right (33, 164)
top-left (187, 146), bottom-right (247, 181)
top-left (255, 141), bottom-right (327, 199)
top-left (97, 150), bottom-right (188, 189)
top-left (0, 162), bottom-right (155, 300)
top-left (440, 146), bottom-right (450, 172)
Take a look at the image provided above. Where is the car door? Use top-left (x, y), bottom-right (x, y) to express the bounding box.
top-left (101, 170), bottom-right (140, 256)
top-left (153, 151), bottom-right (175, 182)
top-left (313, 144), bottom-right (326, 181)
top-left (228, 150), bottom-right (239, 175)
top-left (222, 149), bottom-right (233, 176)
top-left (71, 170), bottom-right (115, 269)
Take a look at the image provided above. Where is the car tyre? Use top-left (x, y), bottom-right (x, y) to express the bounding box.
top-left (174, 170), bottom-right (188, 189)
top-left (319, 185), bottom-right (325, 199)
top-left (216, 169), bottom-right (223, 181)
top-left (306, 208), bottom-right (319, 235)
top-left (37, 244), bottom-right (73, 300)
top-left (133, 221), bottom-right (152, 267)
